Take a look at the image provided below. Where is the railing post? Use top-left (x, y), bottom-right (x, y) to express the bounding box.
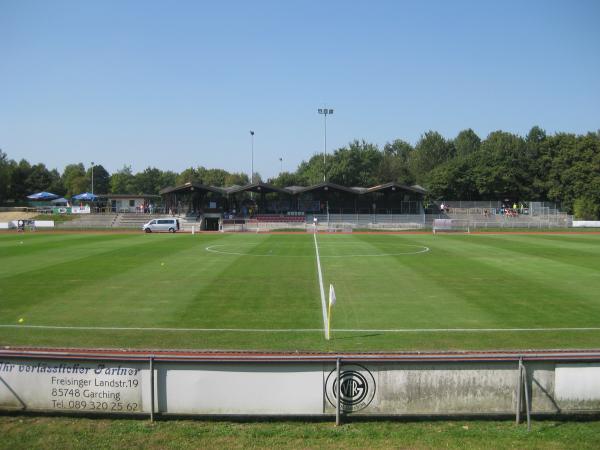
top-left (149, 356), bottom-right (155, 422)
top-left (336, 357), bottom-right (342, 426)
top-left (522, 361), bottom-right (531, 431)
top-left (516, 358), bottom-right (522, 424)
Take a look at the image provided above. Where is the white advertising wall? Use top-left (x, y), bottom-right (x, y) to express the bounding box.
top-left (1, 356), bottom-right (600, 417)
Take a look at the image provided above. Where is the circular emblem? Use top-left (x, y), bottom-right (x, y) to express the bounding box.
top-left (325, 364), bottom-right (376, 412)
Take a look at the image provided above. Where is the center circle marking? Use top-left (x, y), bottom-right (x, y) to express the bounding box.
top-left (205, 242), bottom-right (430, 257)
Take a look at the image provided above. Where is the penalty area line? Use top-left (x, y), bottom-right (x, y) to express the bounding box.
top-left (1, 325), bottom-right (600, 333)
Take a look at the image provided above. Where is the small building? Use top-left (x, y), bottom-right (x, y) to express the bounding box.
top-left (97, 194), bottom-right (161, 213)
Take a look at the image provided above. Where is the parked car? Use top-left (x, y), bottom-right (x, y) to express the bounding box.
top-left (142, 218), bottom-right (180, 233)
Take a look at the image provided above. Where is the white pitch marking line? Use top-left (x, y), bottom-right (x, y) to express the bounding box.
top-left (313, 231), bottom-right (328, 337)
top-left (2, 325), bottom-right (600, 333)
top-left (205, 243), bottom-right (430, 258)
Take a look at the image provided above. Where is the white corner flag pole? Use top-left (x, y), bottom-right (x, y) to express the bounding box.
top-left (327, 284), bottom-right (336, 340)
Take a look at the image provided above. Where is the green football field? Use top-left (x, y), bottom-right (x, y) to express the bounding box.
top-left (1, 231), bottom-right (600, 352)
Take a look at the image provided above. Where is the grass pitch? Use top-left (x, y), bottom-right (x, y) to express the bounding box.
top-left (1, 231), bottom-right (600, 351)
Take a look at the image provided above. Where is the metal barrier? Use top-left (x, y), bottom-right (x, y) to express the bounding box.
top-left (1, 348), bottom-right (599, 426)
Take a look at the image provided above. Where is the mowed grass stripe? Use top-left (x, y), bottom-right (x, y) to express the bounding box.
top-left (0, 234), bottom-right (150, 279)
top-left (404, 235), bottom-right (600, 327)
top-left (0, 234), bottom-right (229, 325)
top-left (177, 234), bottom-right (321, 329)
top-left (445, 235), bottom-right (600, 326)
top-left (468, 233), bottom-right (600, 273)
top-left (316, 234), bottom-right (421, 330)
top-left (323, 234), bottom-right (600, 329)
top-left (322, 234), bottom-right (489, 329)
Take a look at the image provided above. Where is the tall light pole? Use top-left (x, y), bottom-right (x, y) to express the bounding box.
top-left (317, 107), bottom-right (333, 182)
top-left (249, 131), bottom-right (255, 184)
top-left (279, 157), bottom-right (283, 174)
top-left (90, 162), bottom-right (95, 194)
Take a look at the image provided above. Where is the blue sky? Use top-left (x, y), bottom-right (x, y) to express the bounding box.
top-left (1, 0), bottom-right (599, 178)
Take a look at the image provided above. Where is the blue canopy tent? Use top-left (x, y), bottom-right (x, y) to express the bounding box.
top-left (72, 192), bottom-right (98, 201)
top-left (27, 192), bottom-right (60, 200)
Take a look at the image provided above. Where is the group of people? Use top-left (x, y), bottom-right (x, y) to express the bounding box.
top-left (482, 203), bottom-right (526, 217)
top-left (137, 203), bottom-right (155, 214)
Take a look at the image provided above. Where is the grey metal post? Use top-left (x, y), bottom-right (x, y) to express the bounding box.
top-left (91, 162), bottom-right (95, 195)
top-left (336, 357), bottom-right (341, 426)
top-left (522, 362), bottom-right (531, 431)
top-left (250, 131), bottom-right (255, 184)
top-left (323, 113), bottom-right (327, 182)
top-left (516, 358), bottom-right (522, 424)
top-left (318, 108), bottom-right (333, 182)
top-left (149, 356), bottom-right (155, 422)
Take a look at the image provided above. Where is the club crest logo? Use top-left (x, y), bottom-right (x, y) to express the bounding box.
top-left (325, 364), bottom-right (376, 412)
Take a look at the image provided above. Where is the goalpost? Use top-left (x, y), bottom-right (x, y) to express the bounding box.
top-left (326, 223), bottom-right (354, 233)
top-left (432, 218), bottom-right (470, 234)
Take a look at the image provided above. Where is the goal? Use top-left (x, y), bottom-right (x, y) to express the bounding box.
top-left (327, 222), bottom-right (354, 233)
top-left (432, 218), bottom-right (470, 234)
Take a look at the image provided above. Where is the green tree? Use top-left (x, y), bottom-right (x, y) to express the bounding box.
top-left (0, 150), bottom-right (12, 202)
top-left (296, 153), bottom-right (329, 185)
top-left (224, 172), bottom-right (249, 186)
top-left (10, 159), bottom-right (33, 200)
top-left (328, 140), bottom-right (383, 186)
top-left (546, 132), bottom-right (600, 214)
top-left (268, 171), bottom-right (307, 187)
top-left (62, 163), bottom-right (87, 197)
top-left (573, 197), bottom-right (600, 220)
top-left (159, 170), bottom-right (178, 190)
top-left (133, 167), bottom-right (164, 194)
top-left (48, 169), bottom-right (65, 196)
top-left (87, 164), bottom-right (110, 194)
top-left (454, 129), bottom-right (481, 158)
top-left (109, 166), bottom-right (136, 194)
top-left (175, 167), bottom-right (202, 186)
top-left (199, 167), bottom-right (229, 186)
top-left (411, 131), bottom-right (455, 183)
top-left (426, 157), bottom-right (478, 200)
top-left (472, 131), bottom-right (533, 200)
top-left (378, 140), bottom-right (415, 184)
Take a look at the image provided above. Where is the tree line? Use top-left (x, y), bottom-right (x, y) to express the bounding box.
top-left (1, 126), bottom-right (599, 218)
top-left (0, 155), bottom-right (250, 203)
top-left (269, 127), bottom-right (600, 219)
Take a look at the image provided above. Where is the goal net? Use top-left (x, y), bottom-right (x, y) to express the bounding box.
top-left (432, 218), bottom-right (470, 234)
top-left (327, 222), bottom-right (354, 233)
top-left (221, 219), bottom-right (256, 232)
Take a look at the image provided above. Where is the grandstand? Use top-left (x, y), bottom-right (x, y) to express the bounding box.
top-left (17, 183), bottom-right (570, 232)
top-left (428, 201), bottom-right (570, 230)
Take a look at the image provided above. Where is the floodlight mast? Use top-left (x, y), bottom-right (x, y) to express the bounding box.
top-left (249, 131), bottom-right (255, 184)
top-left (317, 108), bottom-right (334, 182)
top-left (91, 162), bottom-right (95, 195)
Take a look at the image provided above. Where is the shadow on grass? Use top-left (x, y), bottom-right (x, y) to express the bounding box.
top-left (331, 333), bottom-right (383, 341)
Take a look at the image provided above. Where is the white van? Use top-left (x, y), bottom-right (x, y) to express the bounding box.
top-left (142, 218), bottom-right (180, 233)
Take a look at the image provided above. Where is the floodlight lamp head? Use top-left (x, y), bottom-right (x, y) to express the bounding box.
top-left (250, 130), bottom-right (254, 136)
top-left (328, 109), bottom-right (334, 114)
top-left (318, 109), bottom-right (323, 114)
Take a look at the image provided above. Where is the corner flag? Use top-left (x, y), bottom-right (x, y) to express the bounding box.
top-left (327, 284), bottom-right (336, 340)
top-left (329, 284), bottom-right (336, 307)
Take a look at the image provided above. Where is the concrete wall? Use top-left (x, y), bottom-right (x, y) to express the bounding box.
top-left (572, 220), bottom-right (600, 227)
top-left (1, 352), bottom-right (599, 418)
